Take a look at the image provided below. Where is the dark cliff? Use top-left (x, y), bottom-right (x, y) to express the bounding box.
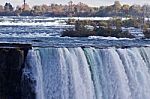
top-left (0, 44), bottom-right (32, 99)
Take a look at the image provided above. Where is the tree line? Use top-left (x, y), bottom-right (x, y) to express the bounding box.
top-left (0, 1), bottom-right (149, 17)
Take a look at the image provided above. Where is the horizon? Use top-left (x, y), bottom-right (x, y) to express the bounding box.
top-left (1, 0), bottom-right (150, 8)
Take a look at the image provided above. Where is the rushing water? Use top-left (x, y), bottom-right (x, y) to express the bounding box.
top-left (0, 16), bottom-right (150, 99)
top-left (0, 16), bottom-right (150, 48)
top-left (0, 16), bottom-right (74, 37)
top-left (23, 47), bottom-right (150, 99)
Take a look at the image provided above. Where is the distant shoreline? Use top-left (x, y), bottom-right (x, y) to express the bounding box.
top-left (0, 1), bottom-right (149, 17)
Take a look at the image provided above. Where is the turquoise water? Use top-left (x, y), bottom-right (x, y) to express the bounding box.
top-left (24, 47), bottom-right (150, 99)
top-left (1, 16), bottom-right (150, 99)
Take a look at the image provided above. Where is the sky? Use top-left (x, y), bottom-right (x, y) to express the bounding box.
top-left (1, 0), bottom-right (150, 7)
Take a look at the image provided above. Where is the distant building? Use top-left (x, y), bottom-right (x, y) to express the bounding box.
top-left (21, 3), bottom-right (30, 11)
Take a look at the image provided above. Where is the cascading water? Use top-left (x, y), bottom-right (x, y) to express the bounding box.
top-left (24, 47), bottom-right (150, 99)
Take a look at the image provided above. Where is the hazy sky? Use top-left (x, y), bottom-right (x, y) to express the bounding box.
top-left (1, 0), bottom-right (150, 7)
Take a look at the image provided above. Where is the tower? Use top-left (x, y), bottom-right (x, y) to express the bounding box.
top-left (23, 0), bottom-right (26, 10)
top-left (68, 1), bottom-right (73, 12)
top-left (68, 1), bottom-right (73, 16)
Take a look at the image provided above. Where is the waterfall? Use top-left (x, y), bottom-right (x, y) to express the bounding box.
top-left (24, 47), bottom-right (150, 99)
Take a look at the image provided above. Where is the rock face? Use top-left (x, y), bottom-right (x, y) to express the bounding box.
top-left (0, 45), bottom-right (31, 99)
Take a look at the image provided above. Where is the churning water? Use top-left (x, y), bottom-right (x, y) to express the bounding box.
top-left (0, 16), bottom-right (150, 99)
top-left (23, 47), bottom-right (150, 99)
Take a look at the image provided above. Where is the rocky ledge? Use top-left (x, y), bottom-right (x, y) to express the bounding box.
top-left (0, 43), bottom-right (32, 99)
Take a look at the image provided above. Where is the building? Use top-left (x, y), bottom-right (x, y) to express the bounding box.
top-left (21, 3), bottom-right (30, 11)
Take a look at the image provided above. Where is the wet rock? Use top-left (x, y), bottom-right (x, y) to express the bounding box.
top-left (0, 45), bottom-right (30, 99)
